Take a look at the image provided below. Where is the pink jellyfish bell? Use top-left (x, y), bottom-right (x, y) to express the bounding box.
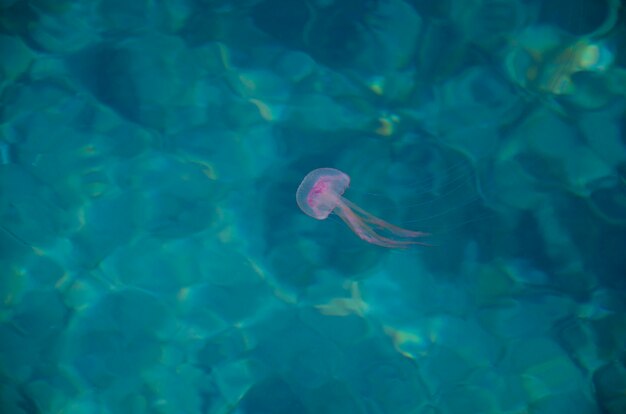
top-left (296, 168), bottom-right (428, 248)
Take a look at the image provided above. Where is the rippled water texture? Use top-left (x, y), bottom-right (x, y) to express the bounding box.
top-left (1, 0), bottom-right (625, 413)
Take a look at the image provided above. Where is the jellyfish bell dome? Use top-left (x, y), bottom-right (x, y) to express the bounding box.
top-left (296, 168), bottom-right (350, 220)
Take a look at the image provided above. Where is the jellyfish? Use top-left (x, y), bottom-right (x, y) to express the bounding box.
top-left (296, 168), bottom-right (428, 248)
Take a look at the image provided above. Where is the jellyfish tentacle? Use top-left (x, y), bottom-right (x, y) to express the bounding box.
top-left (341, 198), bottom-right (430, 240)
top-left (335, 199), bottom-right (426, 248)
top-left (339, 209), bottom-right (412, 248)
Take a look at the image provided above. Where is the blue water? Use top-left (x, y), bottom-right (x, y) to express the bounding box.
top-left (1, 0), bottom-right (625, 413)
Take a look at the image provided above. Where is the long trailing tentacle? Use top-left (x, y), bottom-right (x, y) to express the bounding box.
top-left (341, 198), bottom-right (429, 238)
top-left (335, 198), bottom-right (429, 248)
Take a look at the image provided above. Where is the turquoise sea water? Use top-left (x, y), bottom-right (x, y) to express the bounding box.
top-left (1, 0), bottom-right (626, 413)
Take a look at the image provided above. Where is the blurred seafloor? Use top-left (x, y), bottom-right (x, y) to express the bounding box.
top-left (1, 0), bottom-right (626, 413)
